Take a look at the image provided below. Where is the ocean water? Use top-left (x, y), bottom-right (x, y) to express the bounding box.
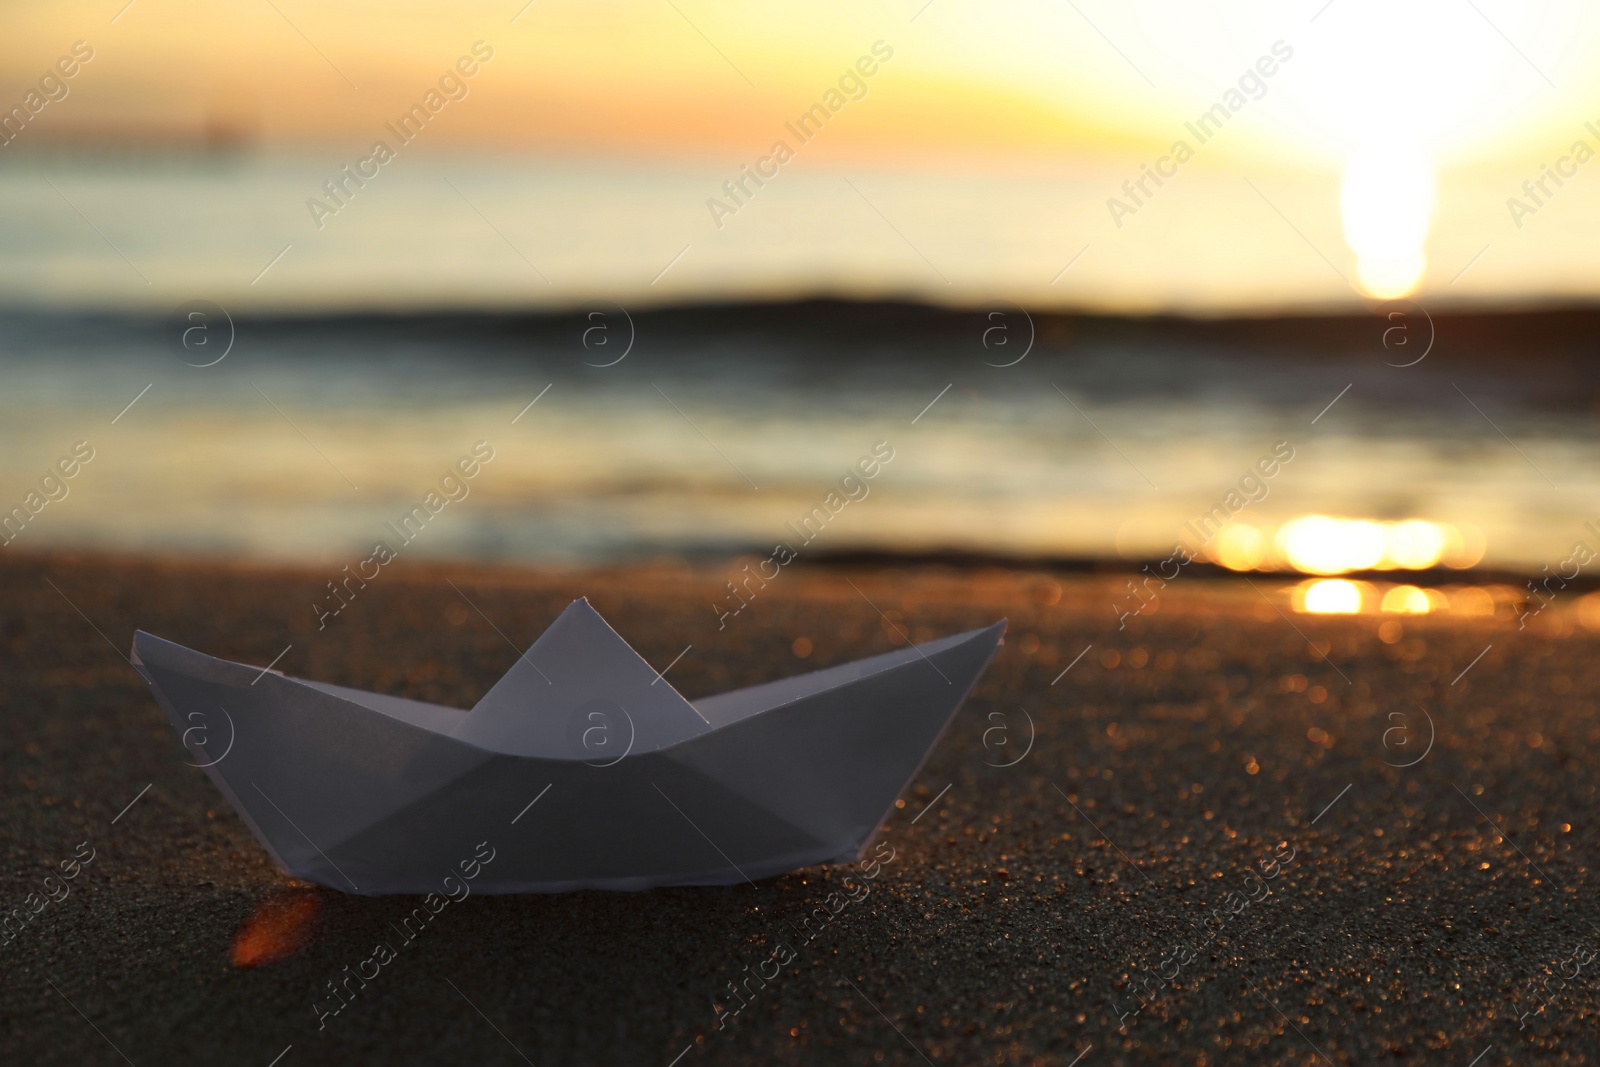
top-left (0, 151), bottom-right (1588, 316)
top-left (0, 305), bottom-right (1594, 573)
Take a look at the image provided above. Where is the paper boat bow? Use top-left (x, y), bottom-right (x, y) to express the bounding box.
top-left (133, 600), bottom-right (1004, 894)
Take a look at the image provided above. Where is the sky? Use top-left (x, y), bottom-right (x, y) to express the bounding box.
top-left (3, 0), bottom-right (1600, 312)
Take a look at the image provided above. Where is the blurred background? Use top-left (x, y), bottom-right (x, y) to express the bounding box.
top-left (4, 0), bottom-right (1600, 617)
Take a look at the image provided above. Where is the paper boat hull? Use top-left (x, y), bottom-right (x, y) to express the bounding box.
top-left (132, 621), bottom-right (1004, 894)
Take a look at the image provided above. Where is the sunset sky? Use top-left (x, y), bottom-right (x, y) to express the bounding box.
top-left (4, 0), bottom-right (1600, 311)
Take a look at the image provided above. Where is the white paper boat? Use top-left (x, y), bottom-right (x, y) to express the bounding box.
top-left (131, 600), bottom-right (1004, 894)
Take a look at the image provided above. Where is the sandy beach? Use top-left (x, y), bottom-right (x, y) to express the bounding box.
top-left (2, 551), bottom-right (1595, 1065)
top-left (9, 2), bottom-right (1600, 1064)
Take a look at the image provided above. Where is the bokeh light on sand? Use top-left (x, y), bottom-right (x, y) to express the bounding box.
top-left (1447, 586), bottom-right (1498, 618)
top-left (1290, 580), bottom-right (1504, 617)
top-left (1299, 578), bottom-right (1365, 614)
top-left (1380, 585), bottom-right (1435, 614)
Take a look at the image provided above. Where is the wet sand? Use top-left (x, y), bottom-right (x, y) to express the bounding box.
top-left (1, 552), bottom-right (1596, 1066)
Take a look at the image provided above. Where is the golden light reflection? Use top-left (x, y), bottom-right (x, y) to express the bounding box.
top-left (1577, 592), bottom-right (1600, 631)
top-left (1290, 580), bottom-right (1505, 617)
top-left (1272, 516), bottom-right (1459, 575)
top-left (1380, 585), bottom-right (1433, 614)
top-left (1300, 578), bottom-right (1364, 614)
top-left (1386, 519), bottom-right (1447, 570)
top-left (1214, 524), bottom-right (1266, 571)
top-left (1277, 515), bottom-right (1384, 575)
top-left (1441, 524), bottom-right (1488, 569)
top-left (1445, 585), bottom-right (1498, 618)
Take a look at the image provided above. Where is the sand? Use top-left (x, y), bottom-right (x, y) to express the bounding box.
top-left (2, 551), bottom-right (1596, 1066)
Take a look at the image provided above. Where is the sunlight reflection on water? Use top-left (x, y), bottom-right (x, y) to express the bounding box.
top-left (1, 311), bottom-right (1593, 573)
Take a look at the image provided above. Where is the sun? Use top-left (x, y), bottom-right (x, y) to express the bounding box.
top-left (1118, 0), bottom-right (1586, 302)
top-left (1340, 139), bottom-right (1435, 299)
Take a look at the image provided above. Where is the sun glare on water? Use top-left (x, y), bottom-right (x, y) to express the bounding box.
top-left (1193, 513), bottom-right (1495, 617)
top-left (1271, 516), bottom-right (1472, 575)
top-left (1190, 517), bottom-right (1478, 575)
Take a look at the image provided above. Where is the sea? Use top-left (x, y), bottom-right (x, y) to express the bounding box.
top-left (2, 299), bottom-right (1595, 574)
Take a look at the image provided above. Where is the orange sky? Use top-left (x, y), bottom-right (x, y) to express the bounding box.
top-left (5, 0), bottom-right (1600, 311)
top-left (5, 0), bottom-right (1584, 160)
top-left (0, 2), bottom-right (1154, 167)
top-left (7, 1), bottom-right (1599, 181)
